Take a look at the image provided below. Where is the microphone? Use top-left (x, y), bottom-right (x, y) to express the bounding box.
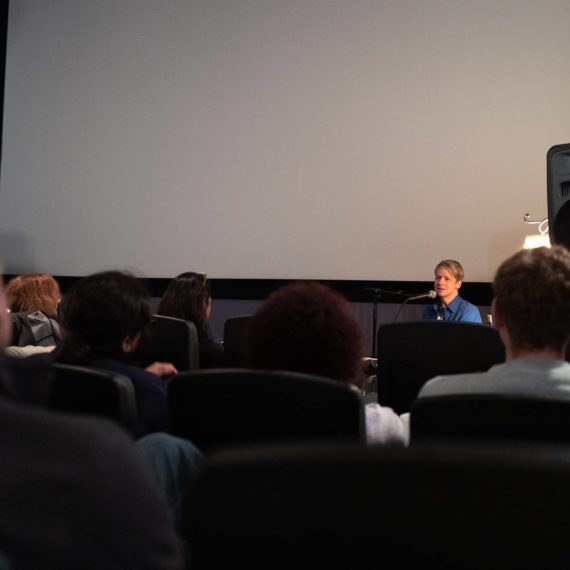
top-left (393, 290), bottom-right (437, 323)
top-left (406, 290), bottom-right (437, 302)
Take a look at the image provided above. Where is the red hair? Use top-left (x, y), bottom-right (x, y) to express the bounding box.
top-left (6, 274), bottom-right (61, 319)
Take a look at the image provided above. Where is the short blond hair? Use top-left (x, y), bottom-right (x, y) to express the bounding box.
top-left (435, 260), bottom-right (464, 282)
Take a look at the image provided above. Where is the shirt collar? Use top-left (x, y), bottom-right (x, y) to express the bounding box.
top-left (444, 294), bottom-right (462, 314)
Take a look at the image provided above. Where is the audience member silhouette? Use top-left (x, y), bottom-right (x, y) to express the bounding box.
top-left (56, 271), bottom-right (177, 435)
top-left (135, 431), bottom-right (204, 530)
top-left (0, 274), bottom-right (184, 569)
top-left (247, 281), bottom-right (409, 445)
top-left (157, 271), bottom-right (224, 368)
top-left (5, 273), bottom-right (61, 350)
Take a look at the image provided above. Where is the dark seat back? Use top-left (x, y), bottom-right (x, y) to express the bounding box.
top-left (185, 440), bottom-right (570, 569)
top-left (411, 393), bottom-right (570, 443)
top-left (142, 314), bottom-right (199, 372)
top-left (168, 368), bottom-right (365, 453)
top-left (48, 363), bottom-right (138, 435)
top-left (377, 321), bottom-right (505, 413)
top-left (223, 315), bottom-right (252, 367)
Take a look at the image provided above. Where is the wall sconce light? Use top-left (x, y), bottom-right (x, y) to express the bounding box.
top-left (523, 213), bottom-right (550, 249)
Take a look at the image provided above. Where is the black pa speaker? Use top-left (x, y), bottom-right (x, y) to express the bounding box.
top-left (547, 143), bottom-right (570, 249)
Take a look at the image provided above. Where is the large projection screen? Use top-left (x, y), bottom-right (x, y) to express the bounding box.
top-left (1, 0), bottom-right (568, 281)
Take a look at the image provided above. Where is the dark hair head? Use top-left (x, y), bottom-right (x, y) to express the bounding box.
top-left (493, 246), bottom-right (570, 351)
top-left (58, 271), bottom-right (151, 363)
top-left (157, 272), bottom-right (211, 338)
top-left (6, 273), bottom-right (61, 319)
top-left (247, 282), bottom-right (364, 384)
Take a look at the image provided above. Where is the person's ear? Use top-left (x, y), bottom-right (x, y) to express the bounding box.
top-left (122, 332), bottom-right (141, 354)
top-left (455, 279), bottom-right (462, 290)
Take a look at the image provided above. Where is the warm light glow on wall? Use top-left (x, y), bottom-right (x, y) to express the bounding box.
top-left (523, 234), bottom-right (551, 249)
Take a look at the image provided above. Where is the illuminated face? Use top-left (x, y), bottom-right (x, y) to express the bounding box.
top-left (434, 266), bottom-right (461, 305)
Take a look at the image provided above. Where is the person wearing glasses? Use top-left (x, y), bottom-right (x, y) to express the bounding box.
top-left (421, 259), bottom-right (482, 323)
top-left (157, 272), bottom-right (224, 369)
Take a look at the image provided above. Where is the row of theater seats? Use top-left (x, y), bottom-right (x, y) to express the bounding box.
top-left (51, 316), bottom-right (570, 448)
top-left (182, 318), bottom-right (570, 568)
top-left (184, 439), bottom-right (570, 569)
top-left (49, 365), bottom-right (365, 449)
top-left (52, 360), bottom-right (570, 450)
top-left (46, 316), bottom-right (570, 568)
top-left (144, 313), bottom-right (250, 371)
top-left (222, 316), bottom-right (509, 413)
top-left (223, 316), bottom-right (570, 444)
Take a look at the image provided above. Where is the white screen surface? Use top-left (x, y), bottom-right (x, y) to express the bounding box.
top-left (1, 0), bottom-right (568, 281)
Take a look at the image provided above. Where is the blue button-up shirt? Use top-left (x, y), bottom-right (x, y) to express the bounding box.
top-left (421, 294), bottom-right (482, 324)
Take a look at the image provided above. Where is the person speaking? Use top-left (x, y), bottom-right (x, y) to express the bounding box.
top-left (421, 259), bottom-right (482, 323)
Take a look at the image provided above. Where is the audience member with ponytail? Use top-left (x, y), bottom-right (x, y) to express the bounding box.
top-left (157, 272), bottom-right (224, 368)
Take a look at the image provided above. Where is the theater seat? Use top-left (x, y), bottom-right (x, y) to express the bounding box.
top-left (411, 393), bottom-right (570, 444)
top-left (48, 363), bottom-right (139, 435)
top-left (142, 314), bottom-right (199, 372)
top-left (222, 315), bottom-right (252, 367)
top-left (185, 440), bottom-right (570, 569)
top-left (168, 368), bottom-right (365, 453)
top-left (376, 321), bottom-right (505, 413)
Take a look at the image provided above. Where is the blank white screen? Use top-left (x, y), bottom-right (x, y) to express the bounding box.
top-left (1, 0), bottom-right (568, 281)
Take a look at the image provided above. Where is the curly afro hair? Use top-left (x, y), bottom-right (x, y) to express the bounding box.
top-left (247, 281), bottom-right (363, 384)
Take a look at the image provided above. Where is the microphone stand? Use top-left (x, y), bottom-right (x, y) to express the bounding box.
top-left (394, 297), bottom-right (411, 323)
top-left (363, 287), bottom-right (404, 358)
top-left (369, 289), bottom-right (382, 359)
top-left (394, 290), bottom-right (436, 322)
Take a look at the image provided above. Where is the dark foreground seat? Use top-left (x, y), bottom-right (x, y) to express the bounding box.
top-left (185, 440), bottom-right (570, 569)
top-left (411, 393), bottom-right (570, 444)
top-left (48, 363), bottom-right (138, 435)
